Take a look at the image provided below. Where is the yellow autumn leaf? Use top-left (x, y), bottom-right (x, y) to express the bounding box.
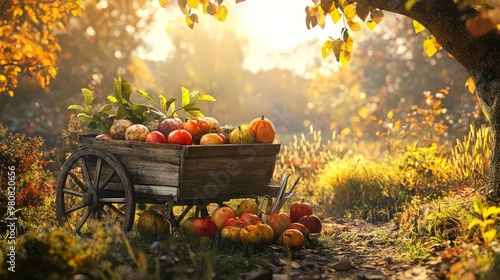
top-left (0, 75), bottom-right (6, 82)
top-left (366, 20), bottom-right (377, 30)
top-left (214, 5), bottom-right (228, 22)
top-left (483, 229), bottom-right (497, 245)
top-left (413, 20), bottom-right (425, 33)
top-left (423, 36), bottom-right (437, 57)
top-left (342, 35), bottom-right (353, 52)
top-left (343, 5), bottom-right (356, 22)
top-left (13, 7), bottom-right (23, 17)
top-left (185, 16), bottom-right (195, 29)
top-left (347, 21), bottom-right (361, 31)
top-left (465, 77), bottom-right (476, 94)
top-left (321, 40), bottom-right (333, 59)
top-left (8, 90), bottom-right (14, 97)
top-left (329, 9), bottom-right (342, 23)
top-left (188, 0), bottom-right (198, 9)
top-left (317, 12), bottom-right (326, 29)
top-left (340, 50), bottom-right (351, 67)
top-left (159, 0), bottom-right (169, 8)
top-left (387, 111), bottom-right (394, 119)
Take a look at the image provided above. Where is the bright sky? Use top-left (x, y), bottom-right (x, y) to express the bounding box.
top-left (140, 0), bottom-right (342, 74)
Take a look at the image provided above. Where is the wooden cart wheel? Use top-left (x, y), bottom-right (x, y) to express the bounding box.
top-left (56, 147), bottom-right (135, 235)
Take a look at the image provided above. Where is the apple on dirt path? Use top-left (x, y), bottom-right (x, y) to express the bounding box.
top-left (211, 206), bottom-right (235, 230)
top-left (267, 212), bottom-right (292, 239)
top-left (221, 217), bottom-right (247, 229)
top-left (240, 213), bottom-right (262, 225)
top-left (191, 218), bottom-right (217, 237)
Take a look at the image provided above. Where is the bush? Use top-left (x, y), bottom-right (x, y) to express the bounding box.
top-left (0, 127), bottom-right (57, 234)
top-left (313, 155), bottom-right (403, 221)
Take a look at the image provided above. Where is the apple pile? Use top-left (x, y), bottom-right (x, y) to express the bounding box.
top-left (180, 199), bottom-right (322, 249)
top-left (94, 115), bottom-right (276, 145)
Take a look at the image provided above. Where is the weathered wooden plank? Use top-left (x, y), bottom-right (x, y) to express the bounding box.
top-left (180, 144), bottom-right (280, 158)
top-left (177, 183), bottom-right (275, 201)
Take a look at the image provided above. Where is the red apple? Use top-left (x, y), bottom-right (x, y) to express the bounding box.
top-left (221, 217), bottom-right (247, 229)
top-left (267, 212), bottom-right (292, 239)
top-left (217, 133), bottom-right (229, 144)
top-left (290, 199), bottom-right (313, 222)
top-left (158, 118), bottom-right (183, 138)
top-left (211, 206), bottom-right (235, 230)
top-left (95, 134), bottom-right (113, 140)
top-left (288, 222), bottom-right (310, 237)
top-left (146, 131), bottom-right (167, 143)
top-left (298, 214), bottom-right (322, 234)
top-left (191, 218), bottom-right (217, 237)
top-left (240, 213), bottom-right (262, 225)
top-left (167, 129), bottom-right (193, 145)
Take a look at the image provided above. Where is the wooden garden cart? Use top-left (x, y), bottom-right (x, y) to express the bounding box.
top-left (55, 135), bottom-right (281, 235)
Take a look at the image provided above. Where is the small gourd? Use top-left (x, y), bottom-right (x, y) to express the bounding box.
top-left (249, 115), bottom-right (276, 143)
top-left (229, 126), bottom-right (255, 144)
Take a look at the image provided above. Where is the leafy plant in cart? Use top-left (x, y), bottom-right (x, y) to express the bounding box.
top-left (68, 77), bottom-right (215, 133)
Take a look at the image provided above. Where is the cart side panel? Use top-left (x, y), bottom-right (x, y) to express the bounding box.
top-left (79, 135), bottom-right (182, 186)
top-left (178, 144), bottom-right (280, 200)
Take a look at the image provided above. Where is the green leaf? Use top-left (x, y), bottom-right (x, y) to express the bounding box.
top-left (121, 79), bottom-right (133, 101)
top-left (68, 104), bottom-right (88, 112)
top-left (98, 104), bottom-right (113, 113)
top-left (82, 88), bottom-right (94, 106)
top-left (130, 104), bottom-right (148, 118)
top-left (107, 95), bottom-right (118, 103)
top-left (181, 87), bottom-right (191, 108)
top-left (166, 98), bottom-right (176, 113)
top-left (195, 94), bottom-right (216, 102)
top-left (137, 89), bottom-right (154, 101)
top-left (77, 113), bottom-right (94, 122)
top-left (113, 78), bottom-right (123, 101)
top-left (186, 109), bottom-right (205, 118)
top-left (159, 95), bottom-right (168, 112)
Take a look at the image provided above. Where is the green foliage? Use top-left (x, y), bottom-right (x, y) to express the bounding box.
top-left (396, 143), bottom-right (455, 196)
top-left (395, 189), bottom-right (477, 261)
top-left (69, 78), bottom-right (216, 133)
top-left (1, 223), bottom-right (129, 279)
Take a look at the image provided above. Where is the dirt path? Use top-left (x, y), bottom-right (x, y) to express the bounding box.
top-left (242, 219), bottom-right (445, 280)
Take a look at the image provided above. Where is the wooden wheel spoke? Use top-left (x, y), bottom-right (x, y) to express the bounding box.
top-left (105, 203), bottom-right (125, 218)
top-left (93, 157), bottom-right (103, 191)
top-left (74, 208), bottom-right (91, 234)
top-left (64, 203), bottom-right (87, 214)
top-left (97, 170), bottom-right (116, 194)
top-left (100, 207), bottom-right (118, 223)
top-left (63, 189), bottom-right (84, 197)
top-left (68, 171), bottom-right (88, 192)
top-left (100, 197), bottom-right (126, 203)
top-left (80, 157), bottom-right (93, 190)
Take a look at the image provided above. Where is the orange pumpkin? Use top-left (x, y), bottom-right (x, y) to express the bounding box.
top-left (249, 115), bottom-right (276, 143)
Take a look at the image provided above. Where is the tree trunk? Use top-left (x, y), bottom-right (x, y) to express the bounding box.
top-left (361, 0), bottom-right (500, 200)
